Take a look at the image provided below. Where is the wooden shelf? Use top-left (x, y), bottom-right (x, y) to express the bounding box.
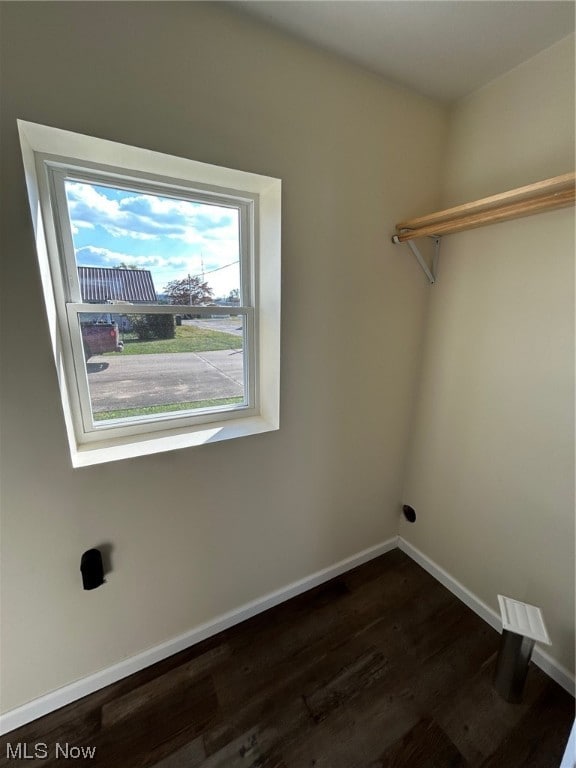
top-left (395, 172), bottom-right (575, 242)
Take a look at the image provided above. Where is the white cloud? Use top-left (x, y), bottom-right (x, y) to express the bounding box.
top-left (105, 225), bottom-right (159, 241)
top-left (76, 245), bottom-right (190, 270)
top-left (66, 181), bottom-right (238, 243)
top-left (67, 182), bottom-right (121, 218)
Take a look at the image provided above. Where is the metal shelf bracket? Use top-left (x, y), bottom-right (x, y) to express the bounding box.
top-left (392, 234), bottom-right (441, 285)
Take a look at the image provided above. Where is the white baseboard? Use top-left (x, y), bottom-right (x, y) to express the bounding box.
top-left (398, 536), bottom-right (576, 697)
top-left (559, 719), bottom-right (576, 768)
top-left (3, 533), bottom-right (573, 735)
top-left (0, 536), bottom-right (398, 736)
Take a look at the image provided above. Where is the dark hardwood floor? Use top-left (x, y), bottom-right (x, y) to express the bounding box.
top-left (1, 549), bottom-right (573, 767)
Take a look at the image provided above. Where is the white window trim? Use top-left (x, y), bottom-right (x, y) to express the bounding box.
top-left (18, 120), bottom-right (281, 467)
top-left (48, 165), bottom-right (258, 441)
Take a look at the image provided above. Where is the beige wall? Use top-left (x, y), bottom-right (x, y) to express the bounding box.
top-left (402, 35), bottom-right (575, 673)
top-left (0, 3), bottom-right (447, 711)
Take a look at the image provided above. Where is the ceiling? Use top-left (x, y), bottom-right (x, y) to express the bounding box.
top-left (233, 1), bottom-right (575, 103)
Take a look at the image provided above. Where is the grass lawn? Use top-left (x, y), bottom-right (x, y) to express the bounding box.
top-left (107, 325), bottom-right (243, 355)
top-left (94, 396), bottom-right (244, 421)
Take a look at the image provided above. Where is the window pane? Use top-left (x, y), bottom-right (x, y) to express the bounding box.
top-left (64, 180), bottom-right (241, 307)
top-left (78, 312), bottom-right (246, 424)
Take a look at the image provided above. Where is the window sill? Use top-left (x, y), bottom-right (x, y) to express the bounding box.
top-left (71, 413), bottom-right (279, 467)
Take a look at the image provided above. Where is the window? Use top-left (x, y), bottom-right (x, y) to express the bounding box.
top-left (18, 121), bottom-right (281, 467)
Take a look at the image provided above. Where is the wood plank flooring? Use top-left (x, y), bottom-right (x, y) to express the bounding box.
top-left (1, 550), bottom-right (573, 767)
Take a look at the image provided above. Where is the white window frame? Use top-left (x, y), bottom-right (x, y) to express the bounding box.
top-left (18, 121), bottom-right (281, 467)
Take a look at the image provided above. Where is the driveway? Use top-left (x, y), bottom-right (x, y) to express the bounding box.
top-left (183, 317), bottom-right (244, 337)
top-left (87, 350), bottom-right (244, 412)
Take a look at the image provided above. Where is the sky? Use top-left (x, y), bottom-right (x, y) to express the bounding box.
top-left (65, 180), bottom-right (241, 301)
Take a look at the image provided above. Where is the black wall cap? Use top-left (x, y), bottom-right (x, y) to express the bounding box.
top-left (402, 505), bottom-right (417, 523)
top-left (80, 549), bottom-right (105, 590)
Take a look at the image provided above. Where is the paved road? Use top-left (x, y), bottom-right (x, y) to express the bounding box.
top-left (184, 317), bottom-right (244, 337)
top-left (87, 350), bottom-right (244, 413)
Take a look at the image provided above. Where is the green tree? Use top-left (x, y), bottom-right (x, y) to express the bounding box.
top-left (227, 288), bottom-right (240, 304)
top-left (164, 275), bottom-right (214, 305)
